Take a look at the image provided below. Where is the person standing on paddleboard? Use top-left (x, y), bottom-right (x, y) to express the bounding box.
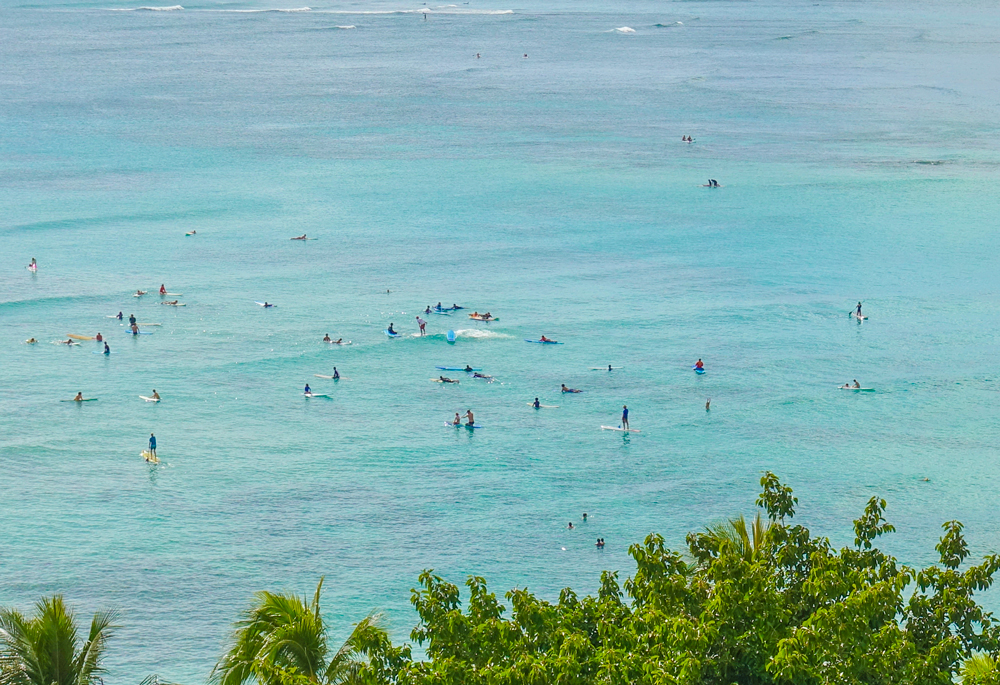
top-left (622, 405), bottom-right (629, 430)
top-left (148, 433), bottom-right (156, 458)
top-left (416, 316), bottom-right (426, 336)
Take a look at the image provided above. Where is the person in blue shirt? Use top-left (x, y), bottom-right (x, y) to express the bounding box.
top-left (304, 384), bottom-right (312, 395)
top-left (622, 405), bottom-right (629, 430)
top-left (333, 368), bottom-right (340, 380)
top-left (148, 433), bottom-right (156, 457)
top-left (532, 398), bottom-right (540, 408)
top-left (103, 342), bottom-right (110, 355)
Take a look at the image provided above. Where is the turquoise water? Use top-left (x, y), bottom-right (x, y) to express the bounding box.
top-left (3, 0), bottom-right (1000, 680)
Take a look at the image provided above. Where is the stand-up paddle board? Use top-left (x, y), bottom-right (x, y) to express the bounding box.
top-left (141, 450), bottom-right (159, 464)
top-left (693, 367), bottom-right (705, 374)
top-left (839, 386), bottom-right (875, 391)
top-left (124, 330), bottom-right (153, 335)
top-left (601, 425), bottom-right (640, 433)
top-left (60, 398), bottom-right (98, 402)
top-left (139, 396), bottom-right (160, 402)
top-left (445, 422), bottom-right (481, 429)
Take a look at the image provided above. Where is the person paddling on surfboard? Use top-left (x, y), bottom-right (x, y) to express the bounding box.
top-left (533, 398), bottom-right (541, 408)
top-left (463, 409), bottom-right (475, 426)
top-left (856, 302), bottom-right (862, 316)
top-left (416, 316), bottom-right (426, 335)
top-left (540, 335), bottom-right (554, 342)
top-left (561, 384), bottom-right (581, 393)
top-left (74, 392), bottom-right (84, 402)
top-left (695, 359), bottom-right (704, 370)
top-left (148, 433), bottom-right (156, 458)
top-left (622, 405), bottom-right (629, 430)
top-left (152, 390), bottom-right (160, 400)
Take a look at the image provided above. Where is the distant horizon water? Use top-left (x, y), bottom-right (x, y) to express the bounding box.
top-left (2, 0), bottom-right (1000, 681)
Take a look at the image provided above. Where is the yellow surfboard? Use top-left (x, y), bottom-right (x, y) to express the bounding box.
top-left (141, 450), bottom-right (160, 464)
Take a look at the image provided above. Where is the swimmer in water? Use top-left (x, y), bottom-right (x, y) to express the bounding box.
top-left (323, 334), bottom-right (332, 343)
top-left (95, 333), bottom-right (103, 342)
top-left (582, 513), bottom-right (587, 521)
top-left (596, 538), bottom-right (604, 548)
top-left (74, 392), bottom-right (84, 402)
top-left (608, 364), bottom-right (613, 371)
top-left (706, 398), bottom-right (711, 411)
top-left (568, 522), bottom-right (574, 529)
top-left (532, 397), bottom-right (540, 408)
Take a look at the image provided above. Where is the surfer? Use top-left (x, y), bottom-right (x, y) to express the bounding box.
top-left (95, 333), bottom-right (103, 342)
top-left (159, 284), bottom-right (166, 295)
top-left (622, 405), bottom-right (629, 430)
top-left (333, 368), bottom-right (340, 380)
top-left (59, 338), bottom-right (75, 345)
top-left (263, 302), bottom-right (273, 308)
top-left (425, 306), bottom-right (432, 314)
top-left (162, 300), bottom-right (179, 306)
top-left (152, 390), bottom-right (160, 400)
top-left (323, 334), bottom-right (332, 343)
top-left (130, 323), bottom-right (139, 335)
top-left (596, 538), bottom-right (605, 548)
top-left (540, 335), bottom-right (554, 342)
top-left (148, 433), bottom-right (156, 458)
top-left (608, 364), bottom-right (613, 371)
top-left (436, 302), bottom-right (444, 310)
top-left (532, 398), bottom-right (540, 409)
top-left (472, 372), bottom-right (491, 379)
top-left (582, 513), bottom-right (587, 521)
top-left (463, 409), bottom-right (475, 426)
top-left (416, 316), bottom-right (426, 335)
top-left (291, 234), bottom-right (307, 240)
top-left (388, 323), bottom-right (397, 335)
top-left (103, 342), bottom-right (110, 355)
top-left (706, 399), bottom-right (711, 411)
top-left (852, 380), bottom-right (861, 388)
top-left (129, 314), bottom-right (136, 326)
top-left (304, 383), bottom-right (312, 395)
top-left (25, 338), bottom-right (37, 344)
top-left (116, 312), bottom-right (123, 320)
top-left (695, 359), bottom-right (704, 370)
top-left (464, 365), bottom-right (474, 372)
top-left (451, 412), bottom-right (462, 426)
top-left (568, 522), bottom-right (574, 529)
top-left (74, 392), bottom-right (84, 402)
top-left (30, 258), bottom-right (37, 268)
top-left (135, 290), bottom-right (146, 297)
top-left (439, 376), bottom-right (459, 384)
top-left (561, 384), bottom-right (581, 393)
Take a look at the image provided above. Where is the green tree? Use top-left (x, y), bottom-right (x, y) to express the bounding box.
top-left (0, 595), bottom-right (118, 685)
top-left (213, 577), bottom-right (383, 685)
top-left (352, 473), bottom-right (1000, 685)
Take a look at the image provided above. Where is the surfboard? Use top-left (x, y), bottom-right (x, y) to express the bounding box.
top-left (445, 422), bottom-right (481, 429)
top-left (93, 350), bottom-right (116, 354)
top-left (106, 315), bottom-right (122, 319)
top-left (160, 302), bottom-right (186, 306)
top-left (561, 389), bottom-right (583, 393)
top-left (124, 330), bottom-right (153, 335)
top-left (527, 403), bottom-right (559, 408)
top-left (185, 232), bottom-right (196, 236)
top-left (313, 374), bottom-right (344, 380)
top-left (385, 330), bottom-right (401, 337)
top-left (161, 292), bottom-right (183, 296)
top-left (60, 398), bottom-right (98, 402)
top-left (590, 367), bottom-right (621, 370)
top-left (254, 301), bottom-right (275, 308)
top-left (693, 367), bottom-right (705, 374)
top-left (601, 425), bottom-right (640, 433)
top-left (446, 331), bottom-right (457, 342)
top-left (139, 396), bottom-right (160, 402)
top-left (141, 450), bottom-right (159, 464)
top-left (324, 340), bottom-right (351, 345)
top-left (436, 366), bottom-right (481, 371)
top-left (67, 334), bottom-right (95, 340)
top-left (525, 340), bottom-right (563, 344)
top-left (432, 310), bottom-right (452, 315)
top-left (839, 387), bottom-right (875, 391)
top-left (133, 292), bottom-right (147, 297)
top-left (303, 393), bottom-right (331, 398)
top-left (52, 341), bottom-right (80, 346)
top-left (468, 316), bottom-right (499, 321)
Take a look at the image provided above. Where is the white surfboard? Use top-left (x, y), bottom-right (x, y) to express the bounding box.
top-left (601, 425), bottom-right (640, 433)
top-left (527, 403), bottom-right (559, 408)
top-left (139, 396), bottom-right (160, 402)
top-left (303, 393), bottom-right (331, 398)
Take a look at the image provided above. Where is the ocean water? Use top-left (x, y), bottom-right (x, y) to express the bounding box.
top-left (2, 0), bottom-right (1000, 680)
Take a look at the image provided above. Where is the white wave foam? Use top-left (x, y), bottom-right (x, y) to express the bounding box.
top-left (309, 8), bottom-right (511, 15)
top-left (334, 24), bottom-right (355, 28)
top-left (107, 4), bottom-right (182, 9)
top-left (613, 26), bottom-right (636, 33)
top-left (211, 6), bottom-right (309, 11)
top-left (454, 329), bottom-right (511, 339)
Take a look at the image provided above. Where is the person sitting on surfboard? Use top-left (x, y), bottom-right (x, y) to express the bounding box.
top-left (323, 334), bottom-right (332, 342)
top-left (533, 398), bottom-right (540, 408)
top-left (464, 365), bottom-right (474, 372)
top-left (333, 368), bottom-right (340, 380)
top-left (451, 413), bottom-right (462, 425)
top-left (74, 392), bottom-right (84, 402)
top-left (160, 284), bottom-right (166, 295)
top-left (129, 314), bottom-right (137, 325)
top-left (116, 312), bottom-right (123, 320)
top-left (436, 302), bottom-right (444, 310)
top-left (152, 390), bottom-right (160, 400)
top-left (388, 323), bottom-right (397, 335)
top-left (695, 359), bottom-right (704, 370)
top-left (561, 384), bottom-right (581, 393)
top-left (852, 380), bottom-right (861, 388)
top-left (463, 409), bottom-right (474, 426)
top-left (103, 342), bottom-right (110, 354)
top-left (304, 384), bottom-right (312, 395)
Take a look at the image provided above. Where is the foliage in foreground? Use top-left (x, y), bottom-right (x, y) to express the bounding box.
top-left (352, 472), bottom-right (1000, 685)
top-left (0, 595), bottom-right (117, 685)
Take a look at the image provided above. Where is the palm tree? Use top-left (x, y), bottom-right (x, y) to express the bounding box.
top-left (0, 595), bottom-right (118, 685)
top-left (213, 578), bottom-right (379, 685)
top-left (704, 512), bottom-right (772, 563)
